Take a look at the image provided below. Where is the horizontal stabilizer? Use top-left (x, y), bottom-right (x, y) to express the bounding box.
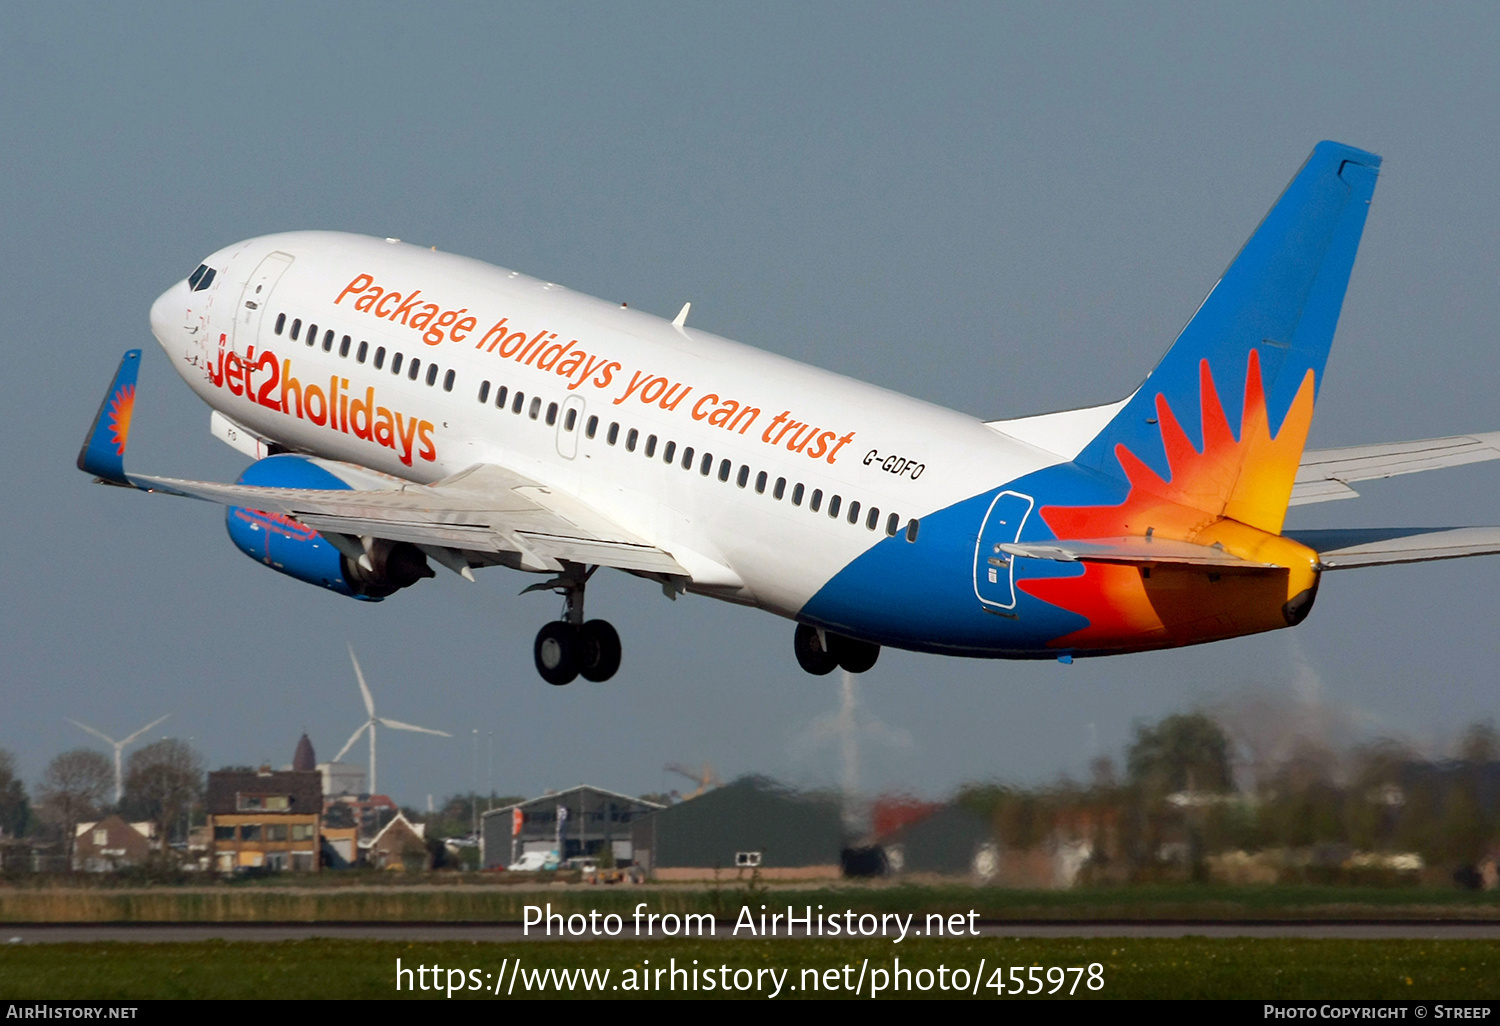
top-left (1291, 432), bottom-right (1500, 506)
top-left (1000, 537), bottom-right (1280, 574)
top-left (1287, 526), bottom-right (1500, 569)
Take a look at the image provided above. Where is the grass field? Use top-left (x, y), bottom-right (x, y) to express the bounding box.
top-left (2, 937), bottom-right (1497, 999)
top-left (3, 883), bottom-right (1499, 923)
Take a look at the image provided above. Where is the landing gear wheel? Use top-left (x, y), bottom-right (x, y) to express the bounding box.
top-left (831, 635), bottom-right (880, 674)
top-left (534, 621), bottom-right (580, 685)
top-left (793, 624), bottom-right (839, 675)
top-left (578, 619), bottom-right (622, 682)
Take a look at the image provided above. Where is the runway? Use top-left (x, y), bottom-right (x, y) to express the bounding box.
top-left (7, 920), bottom-right (1500, 943)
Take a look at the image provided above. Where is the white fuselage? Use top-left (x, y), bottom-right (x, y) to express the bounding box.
top-left (151, 232), bottom-right (1064, 621)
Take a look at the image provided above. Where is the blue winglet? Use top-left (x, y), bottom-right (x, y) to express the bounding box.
top-left (77, 350), bottom-right (141, 486)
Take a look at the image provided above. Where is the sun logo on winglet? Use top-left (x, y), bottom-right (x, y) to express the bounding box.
top-left (106, 384), bottom-right (135, 455)
top-left (1018, 350), bottom-right (1316, 649)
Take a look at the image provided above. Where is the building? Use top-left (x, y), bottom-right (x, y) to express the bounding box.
top-left (317, 761), bottom-right (367, 798)
top-left (631, 776), bottom-right (844, 880)
top-left (875, 804), bottom-right (996, 878)
top-left (73, 815), bottom-right (155, 872)
top-left (482, 786), bottom-right (661, 869)
top-left (207, 767), bottom-right (323, 872)
top-left (366, 812), bottom-right (428, 871)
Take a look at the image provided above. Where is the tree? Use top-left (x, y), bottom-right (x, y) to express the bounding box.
top-left (122, 739), bottom-right (203, 857)
top-left (1126, 713), bottom-right (1234, 795)
top-left (0, 750), bottom-right (29, 839)
top-left (40, 749), bottom-right (112, 865)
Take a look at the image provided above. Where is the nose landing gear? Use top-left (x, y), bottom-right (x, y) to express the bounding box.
top-left (793, 624), bottom-right (880, 675)
top-left (525, 565), bottom-right (623, 685)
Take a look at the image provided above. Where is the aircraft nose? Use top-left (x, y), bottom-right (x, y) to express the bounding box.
top-left (149, 279), bottom-right (190, 353)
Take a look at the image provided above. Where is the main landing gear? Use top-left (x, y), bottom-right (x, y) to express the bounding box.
top-left (525, 565), bottom-right (622, 686)
top-left (793, 623), bottom-right (880, 675)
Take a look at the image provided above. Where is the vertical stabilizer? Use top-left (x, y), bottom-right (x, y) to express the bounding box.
top-left (1073, 142), bottom-right (1380, 534)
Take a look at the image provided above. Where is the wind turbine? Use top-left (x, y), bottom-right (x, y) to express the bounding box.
top-left (68, 715), bottom-right (170, 804)
top-left (333, 645), bottom-right (451, 797)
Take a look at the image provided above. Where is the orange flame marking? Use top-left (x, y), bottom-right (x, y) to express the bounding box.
top-left (1017, 351), bottom-right (1317, 650)
top-left (106, 385), bottom-right (135, 456)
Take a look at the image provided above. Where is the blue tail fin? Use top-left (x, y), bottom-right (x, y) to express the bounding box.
top-left (1074, 141), bottom-right (1380, 495)
top-left (77, 350), bottom-right (141, 485)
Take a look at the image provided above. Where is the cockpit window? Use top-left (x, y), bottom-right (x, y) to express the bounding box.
top-left (188, 264), bottom-right (216, 291)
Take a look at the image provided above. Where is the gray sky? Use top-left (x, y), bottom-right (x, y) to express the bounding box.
top-left (4, 4), bottom-right (1500, 807)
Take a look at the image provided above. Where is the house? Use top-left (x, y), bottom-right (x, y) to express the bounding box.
top-left (367, 811), bottom-right (428, 871)
top-left (73, 815), bottom-right (155, 872)
top-left (207, 767), bottom-right (323, 872)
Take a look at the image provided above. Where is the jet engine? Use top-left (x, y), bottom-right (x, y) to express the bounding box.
top-left (224, 454), bottom-right (433, 600)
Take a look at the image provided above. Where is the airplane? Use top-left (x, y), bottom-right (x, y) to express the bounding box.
top-left (78, 141), bottom-right (1500, 686)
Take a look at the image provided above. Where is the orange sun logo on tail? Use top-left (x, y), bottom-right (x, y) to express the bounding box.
top-left (1019, 350), bottom-right (1317, 649)
top-left (106, 384), bottom-right (135, 455)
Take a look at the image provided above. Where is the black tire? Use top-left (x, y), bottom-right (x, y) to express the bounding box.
top-left (832, 634), bottom-right (880, 674)
top-left (534, 621), bottom-right (580, 685)
top-left (578, 619), bottom-right (622, 682)
top-left (793, 623), bottom-right (839, 675)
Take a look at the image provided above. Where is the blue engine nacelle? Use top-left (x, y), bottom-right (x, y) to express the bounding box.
top-left (224, 455), bottom-right (433, 600)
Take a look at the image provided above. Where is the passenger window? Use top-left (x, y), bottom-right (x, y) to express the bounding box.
top-left (718, 459), bottom-right (731, 482)
top-left (322, 329), bottom-right (334, 352)
top-left (828, 495), bottom-right (841, 518)
top-left (496, 385), bottom-right (508, 409)
top-left (774, 478), bottom-right (787, 500)
top-left (479, 381), bottom-right (491, 404)
top-left (374, 346), bottom-right (386, 369)
top-left (645, 434), bottom-right (657, 457)
top-left (847, 500), bottom-right (860, 524)
top-left (564, 408), bottom-right (577, 431)
top-left (546, 402), bottom-right (558, 425)
top-left (291, 319), bottom-right (302, 341)
top-left (682, 446), bottom-right (694, 469)
top-left (867, 506), bottom-right (879, 530)
top-left (886, 513), bottom-right (900, 537)
top-left (391, 352), bottom-right (404, 374)
top-left (408, 358), bottom-right (421, 381)
top-left (443, 369), bottom-right (455, 392)
top-left (427, 365), bottom-right (439, 387)
top-left (663, 441), bottom-right (676, 463)
top-left (737, 465), bottom-right (749, 488)
top-left (792, 483), bottom-right (804, 506)
top-left (357, 341), bottom-right (368, 363)
top-left (307, 324), bottom-right (318, 347)
top-left (607, 422), bottom-right (619, 445)
top-left (529, 397), bottom-right (541, 419)
top-left (700, 453), bottom-right (713, 476)
top-left (811, 489), bottom-right (823, 512)
top-left (906, 519), bottom-right (920, 543)
top-left (513, 391), bottom-right (525, 414)
top-left (626, 428), bottom-right (638, 451)
top-left (339, 335), bottom-right (351, 357)
top-left (586, 415), bottom-right (598, 438)
top-left (755, 471), bottom-right (767, 494)
top-left (274, 313), bottom-right (286, 335)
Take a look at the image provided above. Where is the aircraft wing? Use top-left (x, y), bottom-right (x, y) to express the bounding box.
top-left (128, 463), bottom-right (689, 577)
top-left (1291, 432), bottom-right (1500, 505)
